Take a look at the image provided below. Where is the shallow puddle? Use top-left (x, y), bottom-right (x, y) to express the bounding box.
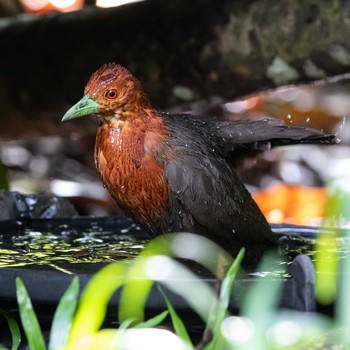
top-left (0, 219), bottom-right (346, 275)
top-left (0, 217), bottom-right (147, 273)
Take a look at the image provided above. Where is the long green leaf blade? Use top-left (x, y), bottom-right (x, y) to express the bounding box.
top-left (0, 309), bottom-right (21, 350)
top-left (158, 286), bottom-right (192, 347)
top-left (48, 277), bottom-right (79, 350)
top-left (335, 229), bottom-right (350, 345)
top-left (68, 262), bottom-right (128, 347)
top-left (240, 253), bottom-right (283, 349)
top-left (134, 311), bottom-right (169, 329)
top-left (119, 233), bottom-right (232, 323)
top-left (16, 277), bottom-right (46, 350)
top-left (205, 248), bottom-right (245, 350)
top-left (118, 259), bottom-right (153, 323)
top-left (145, 256), bottom-right (218, 324)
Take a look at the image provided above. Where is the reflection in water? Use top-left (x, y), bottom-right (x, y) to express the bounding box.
top-left (0, 219), bottom-right (347, 276)
top-left (0, 220), bottom-right (147, 273)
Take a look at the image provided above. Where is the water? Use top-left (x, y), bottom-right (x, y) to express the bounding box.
top-left (0, 219), bottom-right (347, 276)
top-left (0, 217), bottom-right (147, 274)
top-left (1, 218), bottom-right (349, 318)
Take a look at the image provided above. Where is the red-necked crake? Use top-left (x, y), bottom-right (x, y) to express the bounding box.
top-left (62, 63), bottom-right (339, 262)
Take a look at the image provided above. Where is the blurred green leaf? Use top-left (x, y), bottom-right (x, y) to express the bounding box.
top-left (118, 318), bottom-right (136, 331)
top-left (106, 328), bottom-right (188, 350)
top-left (16, 277), bottom-right (46, 350)
top-left (219, 248), bottom-right (244, 313)
top-left (205, 248), bottom-right (245, 350)
top-left (158, 285), bottom-right (192, 348)
top-left (73, 329), bottom-right (118, 350)
top-left (240, 253), bottom-right (283, 349)
top-left (68, 262), bottom-right (128, 347)
top-left (0, 309), bottom-right (21, 350)
top-left (48, 277), bottom-right (79, 350)
top-left (118, 257), bottom-right (153, 323)
top-left (242, 253), bottom-right (282, 319)
top-left (315, 231), bottom-right (338, 305)
top-left (119, 233), bottom-right (232, 323)
top-left (265, 310), bottom-right (333, 349)
top-left (145, 255), bottom-right (218, 324)
top-left (134, 311), bottom-right (169, 329)
top-left (336, 229), bottom-right (350, 345)
top-left (315, 186), bottom-right (343, 305)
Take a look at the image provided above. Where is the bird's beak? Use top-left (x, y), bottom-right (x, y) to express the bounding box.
top-left (62, 94), bottom-right (100, 121)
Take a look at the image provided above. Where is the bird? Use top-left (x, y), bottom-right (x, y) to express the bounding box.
top-left (62, 63), bottom-right (339, 263)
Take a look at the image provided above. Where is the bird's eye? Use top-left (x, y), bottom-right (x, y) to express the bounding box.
top-left (105, 89), bottom-right (118, 99)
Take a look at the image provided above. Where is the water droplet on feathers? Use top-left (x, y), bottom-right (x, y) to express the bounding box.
top-left (108, 136), bottom-right (115, 144)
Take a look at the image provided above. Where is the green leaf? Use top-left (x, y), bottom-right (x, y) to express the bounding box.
top-left (240, 252), bottom-right (284, 348)
top-left (0, 309), bottom-right (21, 350)
top-left (158, 286), bottom-right (192, 348)
top-left (48, 277), bottom-right (79, 350)
top-left (145, 255), bottom-right (218, 324)
top-left (118, 318), bottom-right (136, 331)
top-left (73, 329), bottom-right (118, 350)
top-left (315, 185), bottom-right (345, 305)
top-left (205, 248), bottom-right (245, 350)
top-left (315, 230), bottom-right (338, 305)
top-left (68, 262), bottom-right (128, 347)
top-left (220, 248), bottom-right (244, 305)
top-left (119, 233), bottom-right (232, 323)
top-left (335, 229), bottom-right (350, 345)
top-left (134, 311), bottom-right (169, 329)
top-left (118, 258), bottom-right (153, 323)
top-left (16, 277), bottom-right (46, 350)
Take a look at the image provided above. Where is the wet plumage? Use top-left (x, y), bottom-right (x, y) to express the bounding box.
top-left (62, 63), bottom-right (339, 261)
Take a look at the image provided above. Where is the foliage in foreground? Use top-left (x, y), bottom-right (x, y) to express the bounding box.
top-left (0, 179), bottom-right (350, 349)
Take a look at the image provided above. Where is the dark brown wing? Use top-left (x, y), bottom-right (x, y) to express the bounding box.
top-left (210, 118), bottom-right (339, 158)
top-left (164, 153), bottom-right (275, 249)
top-left (161, 115), bottom-right (276, 256)
top-left (159, 113), bottom-right (337, 258)
top-left (162, 113), bottom-right (339, 156)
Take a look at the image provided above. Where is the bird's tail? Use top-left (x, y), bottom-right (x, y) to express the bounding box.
top-left (213, 118), bottom-right (339, 156)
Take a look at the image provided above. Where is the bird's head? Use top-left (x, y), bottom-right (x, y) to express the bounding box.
top-left (62, 63), bottom-right (151, 122)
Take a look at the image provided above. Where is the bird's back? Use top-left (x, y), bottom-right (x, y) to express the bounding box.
top-left (161, 113), bottom-right (277, 258)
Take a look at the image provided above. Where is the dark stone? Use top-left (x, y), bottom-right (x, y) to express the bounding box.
top-left (0, 190), bottom-right (78, 220)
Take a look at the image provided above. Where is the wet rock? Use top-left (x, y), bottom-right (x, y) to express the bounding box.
top-left (281, 254), bottom-right (315, 311)
top-left (0, 190), bottom-right (78, 220)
